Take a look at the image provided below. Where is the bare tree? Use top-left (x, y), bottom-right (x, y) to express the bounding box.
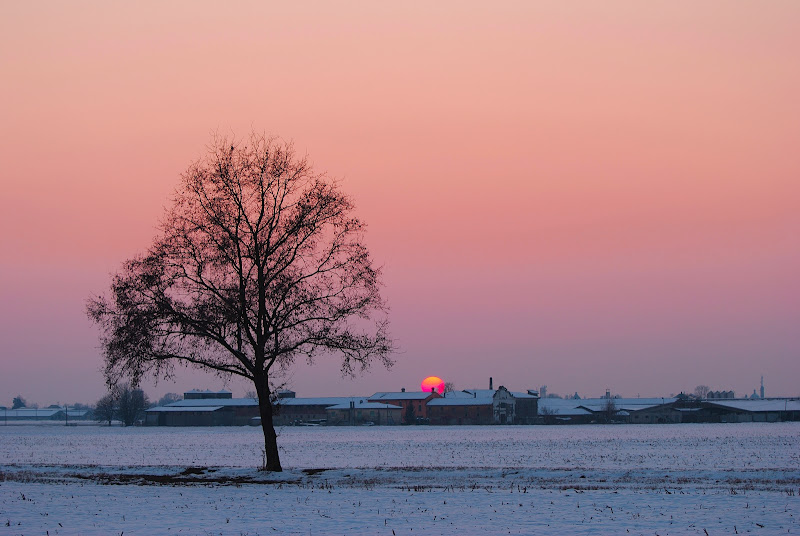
top-left (443, 382), bottom-right (456, 394)
top-left (87, 133), bottom-right (393, 471)
top-left (117, 384), bottom-right (150, 426)
top-left (94, 393), bottom-right (116, 425)
top-left (404, 401), bottom-right (416, 425)
top-left (693, 385), bottom-right (710, 399)
top-left (601, 397), bottom-right (617, 424)
top-left (538, 405), bottom-right (558, 425)
top-left (156, 392), bottom-right (183, 407)
top-left (12, 395), bottom-right (26, 409)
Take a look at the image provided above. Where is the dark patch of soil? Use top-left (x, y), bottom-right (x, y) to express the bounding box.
top-left (302, 468), bottom-right (331, 475)
top-left (65, 471), bottom-right (299, 487)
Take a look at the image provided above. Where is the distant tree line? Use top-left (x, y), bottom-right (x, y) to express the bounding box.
top-left (4, 388), bottom-right (183, 424)
top-left (94, 384), bottom-right (149, 426)
top-left (94, 385), bottom-right (183, 426)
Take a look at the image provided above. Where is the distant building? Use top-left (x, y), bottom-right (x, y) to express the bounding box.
top-left (272, 397), bottom-right (358, 426)
top-left (368, 390), bottom-right (441, 423)
top-left (536, 398), bottom-right (594, 424)
top-left (146, 390), bottom-right (396, 426)
top-left (707, 390), bottom-right (735, 399)
top-left (146, 396), bottom-right (258, 426)
top-left (183, 389), bottom-right (232, 400)
top-left (325, 400), bottom-right (401, 426)
top-left (511, 390), bottom-right (539, 424)
top-left (0, 408), bottom-right (90, 422)
top-left (702, 399), bottom-right (800, 423)
top-left (427, 386), bottom-right (529, 425)
top-left (427, 391), bottom-right (494, 425)
top-left (138, 384), bottom-right (800, 427)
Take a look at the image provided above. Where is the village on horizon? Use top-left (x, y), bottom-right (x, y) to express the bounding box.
top-left (7, 375), bottom-right (796, 427)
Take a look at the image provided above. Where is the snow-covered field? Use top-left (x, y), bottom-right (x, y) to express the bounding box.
top-left (1, 423), bottom-right (798, 535)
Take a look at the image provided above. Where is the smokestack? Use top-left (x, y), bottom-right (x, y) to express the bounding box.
top-left (489, 377), bottom-right (493, 390)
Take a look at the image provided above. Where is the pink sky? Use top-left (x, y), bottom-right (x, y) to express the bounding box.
top-left (1, 2), bottom-right (798, 405)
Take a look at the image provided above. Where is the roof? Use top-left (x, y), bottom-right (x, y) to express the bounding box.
top-left (277, 397), bottom-right (360, 407)
top-left (164, 396), bottom-right (372, 409)
top-left (147, 406), bottom-right (224, 413)
top-left (537, 399), bottom-right (594, 416)
top-left (370, 392), bottom-right (437, 401)
top-left (185, 389), bottom-right (231, 394)
top-left (441, 390), bottom-right (478, 399)
top-left (428, 396), bottom-right (493, 406)
top-left (536, 397), bottom-right (677, 416)
top-left (326, 401), bottom-right (402, 410)
top-left (463, 389), bottom-right (495, 398)
top-left (510, 391), bottom-right (539, 399)
top-left (166, 398), bottom-right (258, 407)
top-left (573, 398), bottom-right (677, 413)
top-left (1, 408), bottom-right (62, 417)
top-left (707, 399), bottom-right (800, 412)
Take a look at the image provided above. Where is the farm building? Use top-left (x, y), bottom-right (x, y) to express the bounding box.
top-left (272, 397), bottom-right (359, 426)
top-left (184, 389), bottom-right (232, 400)
top-left (0, 408), bottom-right (90, 422)
top-left (537, 398), bottom-right (595, 424)
top-left (427, 386), bottom-right (525, 425)
top-left (146, 390), bottom-right (397, 426)
top-left (145, 397), bottom-right (258, 426)
top-left (702, 399), bottom-right (800, 423)
top-left (534, 397), bottom-right (800, 425)
top-left (325, 400), bottom-right (402, 425)
top-left (427, 392), bottom-right (494, 425)
top-left (578, 398), bottom-right (680, 424)
top-left (369, 390), bottom-right (441, 423)
top-left (510, 390), bottom-right (539, 424)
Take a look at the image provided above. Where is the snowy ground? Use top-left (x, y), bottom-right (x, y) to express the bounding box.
top-left (1, 423), bottom-right (798, 535)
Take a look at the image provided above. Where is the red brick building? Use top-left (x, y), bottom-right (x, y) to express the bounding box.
top-left (368, 390), bottom-right (441, 423)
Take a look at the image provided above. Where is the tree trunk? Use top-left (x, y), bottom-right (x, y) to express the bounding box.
top-left (256, 378), bottom-right (282, 472)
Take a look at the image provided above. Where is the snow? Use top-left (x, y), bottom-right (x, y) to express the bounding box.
top-left (427, 396), bottom-right (493, 406)
top-left (165, 398), bottom-right (258, 407)
top-left (370, 391), bottom-right (435, 400)
top-left (1, 408), bottom-right (62, 418)
top-left (1, 423), bottom-right (798, 534)
top-left (277, 397), bottom-right (359, 407)
top-left (326, 401), bottom-right (402, 410)
top-left (146, 406), bottom-right (224, 412)
top-left (708, 399), bottom-right (800, 412)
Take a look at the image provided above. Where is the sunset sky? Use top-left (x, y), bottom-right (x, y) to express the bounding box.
top-left (1, 2), bottom-right (798, 405)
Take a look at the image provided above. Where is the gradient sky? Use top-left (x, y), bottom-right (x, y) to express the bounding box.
top-left (1, 2), bottom-right (798, 406)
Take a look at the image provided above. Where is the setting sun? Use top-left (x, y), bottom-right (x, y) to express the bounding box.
top-left (421, 376), bottom-right (445, 394)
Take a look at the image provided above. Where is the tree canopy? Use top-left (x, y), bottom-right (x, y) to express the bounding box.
top-left (88, 132), bottom-right (393, 470)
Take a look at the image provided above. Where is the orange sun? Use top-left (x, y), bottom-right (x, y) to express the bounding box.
top-left (421, 376), bottom-right (445, 394)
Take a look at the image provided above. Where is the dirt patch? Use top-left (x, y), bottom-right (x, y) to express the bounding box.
top-left (67, 472), bottom-right (300, 486)
top-left (302, 468), bottom-right (331, 475)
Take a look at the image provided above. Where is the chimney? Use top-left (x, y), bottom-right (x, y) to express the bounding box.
top-left (489, 377), bottom-right (493, 390)
top-left (401, 388), bottom-right (405, 393)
